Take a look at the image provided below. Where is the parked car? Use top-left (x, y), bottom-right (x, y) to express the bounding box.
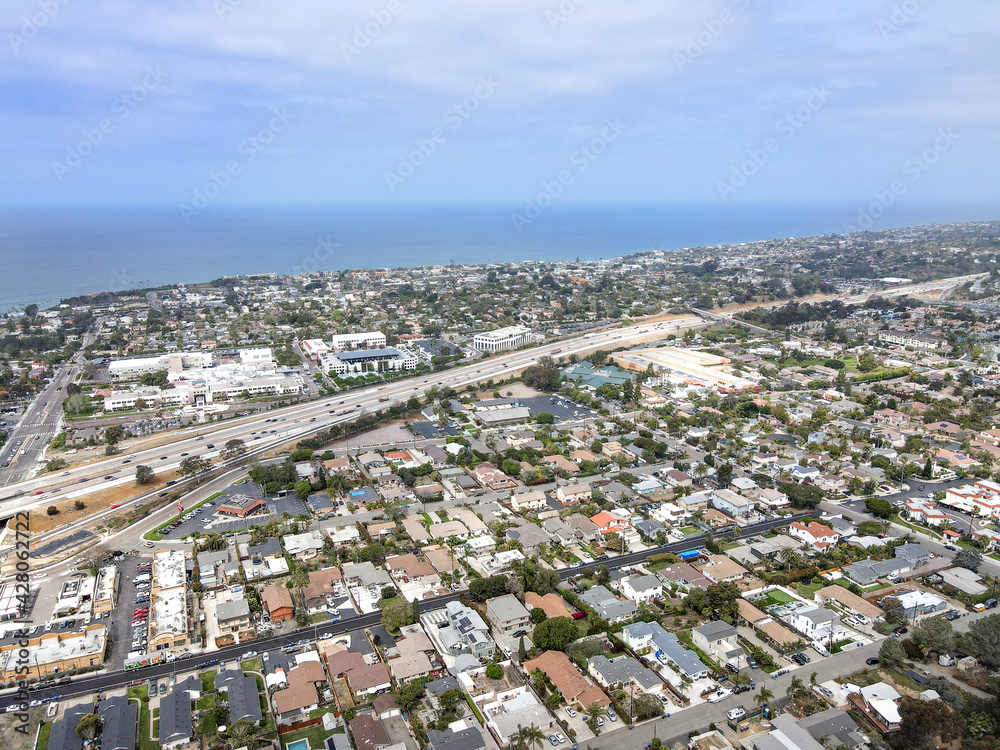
top-left (866, 657), bottom-right (880, 666)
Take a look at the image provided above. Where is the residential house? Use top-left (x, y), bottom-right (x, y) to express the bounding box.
top-left (621, 621), bottom-right (708, 680)
top-left (691, 621), bottom-right (744, 665)
top-left (579, 585), bottom-right (637, 623)
top-left (261, 583), bottom-right (295, 623)
top-left (556, 483), bottom-right (592, 505)
top-left (788, 521), bottom-right (839, 551)
top-left (485, 595), bottom-right (531, 634)
top-left (524, 650), bottom-right (610, 709)
top-left (620, 574), bottom-right (663, 605)
top-left (587, 654), bottom-right (663, 694)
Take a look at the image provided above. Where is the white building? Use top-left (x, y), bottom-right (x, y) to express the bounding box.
top-left (328, 331), bottom-right (387, 350)
top-left (320, 347), bottom-right (418, 376)
top-left (472, 326), bottom-right (532, 353)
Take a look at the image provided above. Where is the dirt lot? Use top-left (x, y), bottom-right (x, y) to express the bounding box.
top-left (0, 707), bottom-right (47, 750)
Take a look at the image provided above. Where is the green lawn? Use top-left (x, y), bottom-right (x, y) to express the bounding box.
top-left (830, 639), bottom-right (854, 654)
top-left (680, 526), bottom-right (700, 535)
top-left (791, 579), bottom-right (825, 598)
top-left (34, 721), bottom-right (52, 750)
top-left (241, 658), bottom-right (263, 674)
top-left (280, 722), bottom-right (334, 749)
top-left (199, 670), bottom-right (217, 692)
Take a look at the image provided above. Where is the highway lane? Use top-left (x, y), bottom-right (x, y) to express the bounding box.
top-left (0, 512), bottom-right (804, 708)
top-left (0, 323), bottom-right (100, 486)
top-left (0, 271), bottom-right (979, 506)
top-left (0, 314), bottom-right (703, 512)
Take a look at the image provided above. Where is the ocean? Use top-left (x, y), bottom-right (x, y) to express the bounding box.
top-left (0, 202), bottom-right (994, 311)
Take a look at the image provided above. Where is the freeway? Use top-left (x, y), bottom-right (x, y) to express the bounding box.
top-left (0, 314), bottom-right (705, 514)
top-left (0, 323), bottom-right (101, 486)
top-left (0, 272), bottom-right (979, 515)
top-left (0, 512), bottom-right (804, 709)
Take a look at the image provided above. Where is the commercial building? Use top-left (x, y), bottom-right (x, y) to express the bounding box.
top-left (472, 325), bottom-right (532, 352)
top-left (320, 347), bottom-right (419, 376)
top-left (216, 494), bottom-right (268, 517)
top-left (92, 564), bottom-right (119, 615)
top-left (0, 625), bottom-right (108, 681)
top-left (612, 346), bottom-right (755, 392)
top-left (149, 550), bottom-right (189, 651)
top-left (328, 331), bottom-right (387, 350)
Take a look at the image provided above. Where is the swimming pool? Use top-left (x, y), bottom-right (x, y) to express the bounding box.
top-left (287, 740), bottom-right (310, 750)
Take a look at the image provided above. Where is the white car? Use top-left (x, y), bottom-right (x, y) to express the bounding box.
top-left (727, 707), bottom-right (746, 721)
top-left (709, 688), bottom-right (733, 703)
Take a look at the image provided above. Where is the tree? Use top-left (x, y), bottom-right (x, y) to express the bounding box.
top-left (469, 575), bottom-right (508, 602)
top-left (293, 479), bottom-right (312, 501)
top-left (865, 497), bottom-right (893, 519)
top-left (75, 712), bottom-right (102, 740)
top-left (912, 617), bottom-right (953, 656)
top-left (530, 568), bottom-right (560, 596)
top-left (879, 636), bottom-right (906, 667)
top-left (103, 425), bottom-right (126, 446)
top-left (381, 597), bottom-right (417, 633)
top-left (380, 586), bottom-right (396, 600)
top-left (531, 617), bottom-right (579, 651)
top-left (535, 412), bottom-right (555, 425)
top-left (778, 481), bottom-right (824, 509)
top-left (514, 725), bottom-right (547, 750)
top-left (585, 702), bottom-right (606, 733)
top-left (754, 686), bottom-right (774, 711)
top-left (529, 608), bottom-right (548, 625)
top-left (954, 547), bottom-right (984, 573)
top-left (716, 463), bottom-right (733, 487)
top-left (963, 613), bottom-right (1000, 669)
top-left (46, 505), bottom-right (59, 516)
top-left (786, 675), bottom-right (806, 701)
top-left (135, 465), bottom-right (154, 485)
top-left (396, 681), bottom-right (424, 712)
top-left (501, 458), bottom-right (522, 477)
top-left (604, 532), bottom-right (625, 552)
top-left (485, 663), bottom-right (503, 679)
top-left (592, 565), bottom-right (611, 586)
top-left (518, 636), bottom-right (527, 662)
top-left (889, 697), bottom-right (966, 750)
top-left (221, 439), bottom-right (247, 460)
top-left (706, 582), bottom-right (741, 621)
top-left (179, 455), bottom-right (212, 476)
top-left (882, 597), bottom-right (906, 624)
top-left (73, 499), bottom-right (85, 511)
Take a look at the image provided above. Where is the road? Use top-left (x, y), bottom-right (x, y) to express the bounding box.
top-left (0, 323), bottom-right (100, 486)
top-left (0, 272), bottom-right (980, 516)
top-left (0, 513), bottom-right (803, 709)
top-left (0, 314), bottom-right (704, 515)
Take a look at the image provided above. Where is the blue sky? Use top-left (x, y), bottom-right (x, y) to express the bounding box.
top-left (2, 0), bottom-right (998, 207)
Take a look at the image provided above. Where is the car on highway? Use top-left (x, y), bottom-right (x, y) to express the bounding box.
top-left (104, 475), bottom-right (115, 480)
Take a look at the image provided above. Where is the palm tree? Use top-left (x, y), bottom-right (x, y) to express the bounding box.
top-left (754, 686), bottom-right (774, 711)
top-left (515, 725), bottom-right (546, 750)
top-left (585, 701), bottom-right (606, 733)
top-left (809, 671), bottom-right (818, 686)
top-left (787, 676), bottom-right (805, 701)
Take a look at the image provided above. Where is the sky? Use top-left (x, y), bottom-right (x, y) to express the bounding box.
top-left (2, 0), bottom-right (999, 208)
